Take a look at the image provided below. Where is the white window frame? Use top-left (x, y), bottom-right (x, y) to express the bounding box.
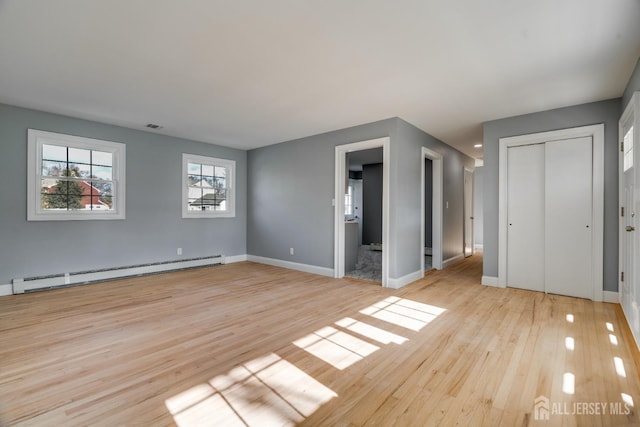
top-left (182, 153), bottom-right (236, 218)
top-left (27, 129), bottom-right (126, 221)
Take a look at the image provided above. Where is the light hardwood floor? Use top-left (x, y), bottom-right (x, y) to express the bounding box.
top-left (1, 255), bottom-right (639, 426)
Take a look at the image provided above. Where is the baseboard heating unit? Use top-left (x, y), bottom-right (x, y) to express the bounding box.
top-left (12, 254), bottom-right (224, 294)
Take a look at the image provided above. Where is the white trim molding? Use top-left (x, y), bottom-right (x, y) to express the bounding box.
top-left (474, 244), bottom-right (484, 250)
top-left (247, 255), bottom-right (334, 277)
top-left (603, 291), bottom-right (619, 304)
top-left (0, 284), bottom-right (12, 297)
top-left (222, 254), bottom-right (248, 264)
top-left (498, 124), bottom-right (605, 301)
top-left (443, 253), bottom-right (465, 268)
top-left (387, 270), bottom-right (423, 289)
top-left (481, 276), bottom-right (502, 288)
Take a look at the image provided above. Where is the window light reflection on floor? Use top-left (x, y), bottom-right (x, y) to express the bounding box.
top-left (335, 317), bottom-right (408, 345)
top-left (359, 296), bottom-right (446, 332)
top-left (165, 353), bottom-right (337, 427)
top-left (565, 337), bottom-right (575, 351)
top-left (614, 357), bottom-right (627, 378)
top-left (610, 334), bottom-right (618, 346)
top-left (566, 314), bottom-right (574, 323)
top-left (293, 325), bottom-right (380, 370)
top-left (563, 372), bottom-right (575, 395)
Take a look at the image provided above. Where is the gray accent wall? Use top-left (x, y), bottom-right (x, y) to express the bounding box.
top-left (247, 117), bottom-right (474, 280)
top-left (623, 57), bottom-right (640, 109)
top-left (0, 103), bottom-right (246, 285)
top-left (482, 99), bottom-right (621, 292)
top-left (362, 163), bottom-right (383, 245)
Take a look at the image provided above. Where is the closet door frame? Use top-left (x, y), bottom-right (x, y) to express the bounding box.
top-left (497, 124), bottom-right (604, 301)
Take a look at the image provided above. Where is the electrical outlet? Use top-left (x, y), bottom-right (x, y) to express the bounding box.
top-left (446, 201), bottom-right (449, 209)
top-left (290, 248), bottom-right (294, 255)
top-left (177, 248), bottom-right (182, 256)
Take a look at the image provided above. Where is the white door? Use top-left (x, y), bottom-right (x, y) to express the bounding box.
top-left (621, 113), bottom-right (636, 323)
top-left (545, 137), bottom-right (593, 299)
top-left (507, 144), bottom-right (545, 292)
top-left (464, 168), bottom-right (474, 257)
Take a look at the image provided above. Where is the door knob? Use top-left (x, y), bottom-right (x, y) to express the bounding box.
top-left (626, 226), bottom-right (636, 232)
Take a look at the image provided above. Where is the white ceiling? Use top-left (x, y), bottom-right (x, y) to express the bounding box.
top-left (1, 1), bottom-right (639, 159)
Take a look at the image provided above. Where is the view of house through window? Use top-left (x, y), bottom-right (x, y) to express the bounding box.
top-left (41, 144), bottom-right (114, 211)
top-left (28, 129), bottom-right (126, 221)
top-left (182, 153), bottom-right (236, 218)
top-left (187, 162), bottom-right (227, 212)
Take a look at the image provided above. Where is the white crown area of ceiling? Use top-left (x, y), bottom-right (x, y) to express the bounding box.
top-left (0, 1), bottom-right (639, 159)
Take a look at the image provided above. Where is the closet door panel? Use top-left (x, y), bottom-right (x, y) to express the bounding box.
top-left (506, 144), bottom-right (545, 291)
top-left (545, 137), bottom-right (593, 299)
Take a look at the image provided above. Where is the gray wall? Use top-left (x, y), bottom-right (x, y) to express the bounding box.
top-left (424, 159), bottom-right (433, 248)
top-left (623, 57), bottom-right (640, 109)
top-left (0, 103), bottom-right (247, 285)
top-left (473, 166), bottom-right (483, 247)
top-left (247, 117), bottom-right (474, 280)
top-left (482, 99), bottom-right (621, 291)
top-left (362, 163), bottom-right (383, 245)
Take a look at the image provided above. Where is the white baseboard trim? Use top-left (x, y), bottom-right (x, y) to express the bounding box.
top-left (247, 255), bottom-right (334, 277)
top-left (223, 254), bottom-right (248, 264)
top-left (474, 244), bottom-right (483, 250)
top-left (386, 270), bottom-right (423, 290)
top-left (442, 253), bottom-right (465, 268)
top-left (603, 291), bottom-right (619, 304)
top-left (482, 276), bottom-right (502, 288)
top-left (0, 284), bottom-right (12, 297)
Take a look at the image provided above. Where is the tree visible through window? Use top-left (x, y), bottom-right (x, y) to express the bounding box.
top-left (28, 130), bottom-right (125, 221)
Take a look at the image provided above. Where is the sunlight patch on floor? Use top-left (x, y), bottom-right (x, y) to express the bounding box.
top-left (335, 317), bottom-right (408, 345)
top-left (166, 353), bottom-right (337, 426)
top-left (293, 326), bottom-right (380, 370)
top-left (359, 296), bottom-right (446, 331)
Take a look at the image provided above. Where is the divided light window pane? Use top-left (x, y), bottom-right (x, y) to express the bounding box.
top-left (624, 126), bottom-right (634, 172)
top-left (182, 154), bottom-right (235, 218)
top-left (28, 130), bottom-right (125, 221)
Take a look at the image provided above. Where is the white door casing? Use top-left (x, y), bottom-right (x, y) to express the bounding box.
top-left (334, 137), bottom-right (390, 287)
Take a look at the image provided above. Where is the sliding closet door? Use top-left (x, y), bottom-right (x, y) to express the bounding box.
top-left (506, 144), bottom-right (545, 291)
top-left (545, 137), bottom-right (593, 299)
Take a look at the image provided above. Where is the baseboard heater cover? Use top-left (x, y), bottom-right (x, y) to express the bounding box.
top-left (12, 254), bottom-right (224, 294)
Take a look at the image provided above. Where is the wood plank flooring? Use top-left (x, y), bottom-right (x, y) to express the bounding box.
top-left (1, 255), bottom-right (639, 426)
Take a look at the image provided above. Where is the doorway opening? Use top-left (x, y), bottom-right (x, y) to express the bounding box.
top-left (464, 167), bottom-right (474, 258)
top-left (421, 147), bottom-right (443, 274)
top-left (335, 138), bottom-right (390, 287)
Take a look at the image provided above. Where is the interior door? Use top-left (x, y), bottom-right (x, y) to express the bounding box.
top-left (463, 168), bottom-right (474, 257)
top-left (621, 118), bottom-right (635, 315)
top-left (544, 137), bottom-right (593, 299)
top-left (507, 144), bottom-right (545, 292)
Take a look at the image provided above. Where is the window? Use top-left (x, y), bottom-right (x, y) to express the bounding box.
top-left (27, 129), bottom-right (126, 221)
top-left (344, 184), bottom-right (353, 216)
top-left (182, 153), bottom-right (235, 218)
top-left (624, 125), bottom-right (634, 172)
